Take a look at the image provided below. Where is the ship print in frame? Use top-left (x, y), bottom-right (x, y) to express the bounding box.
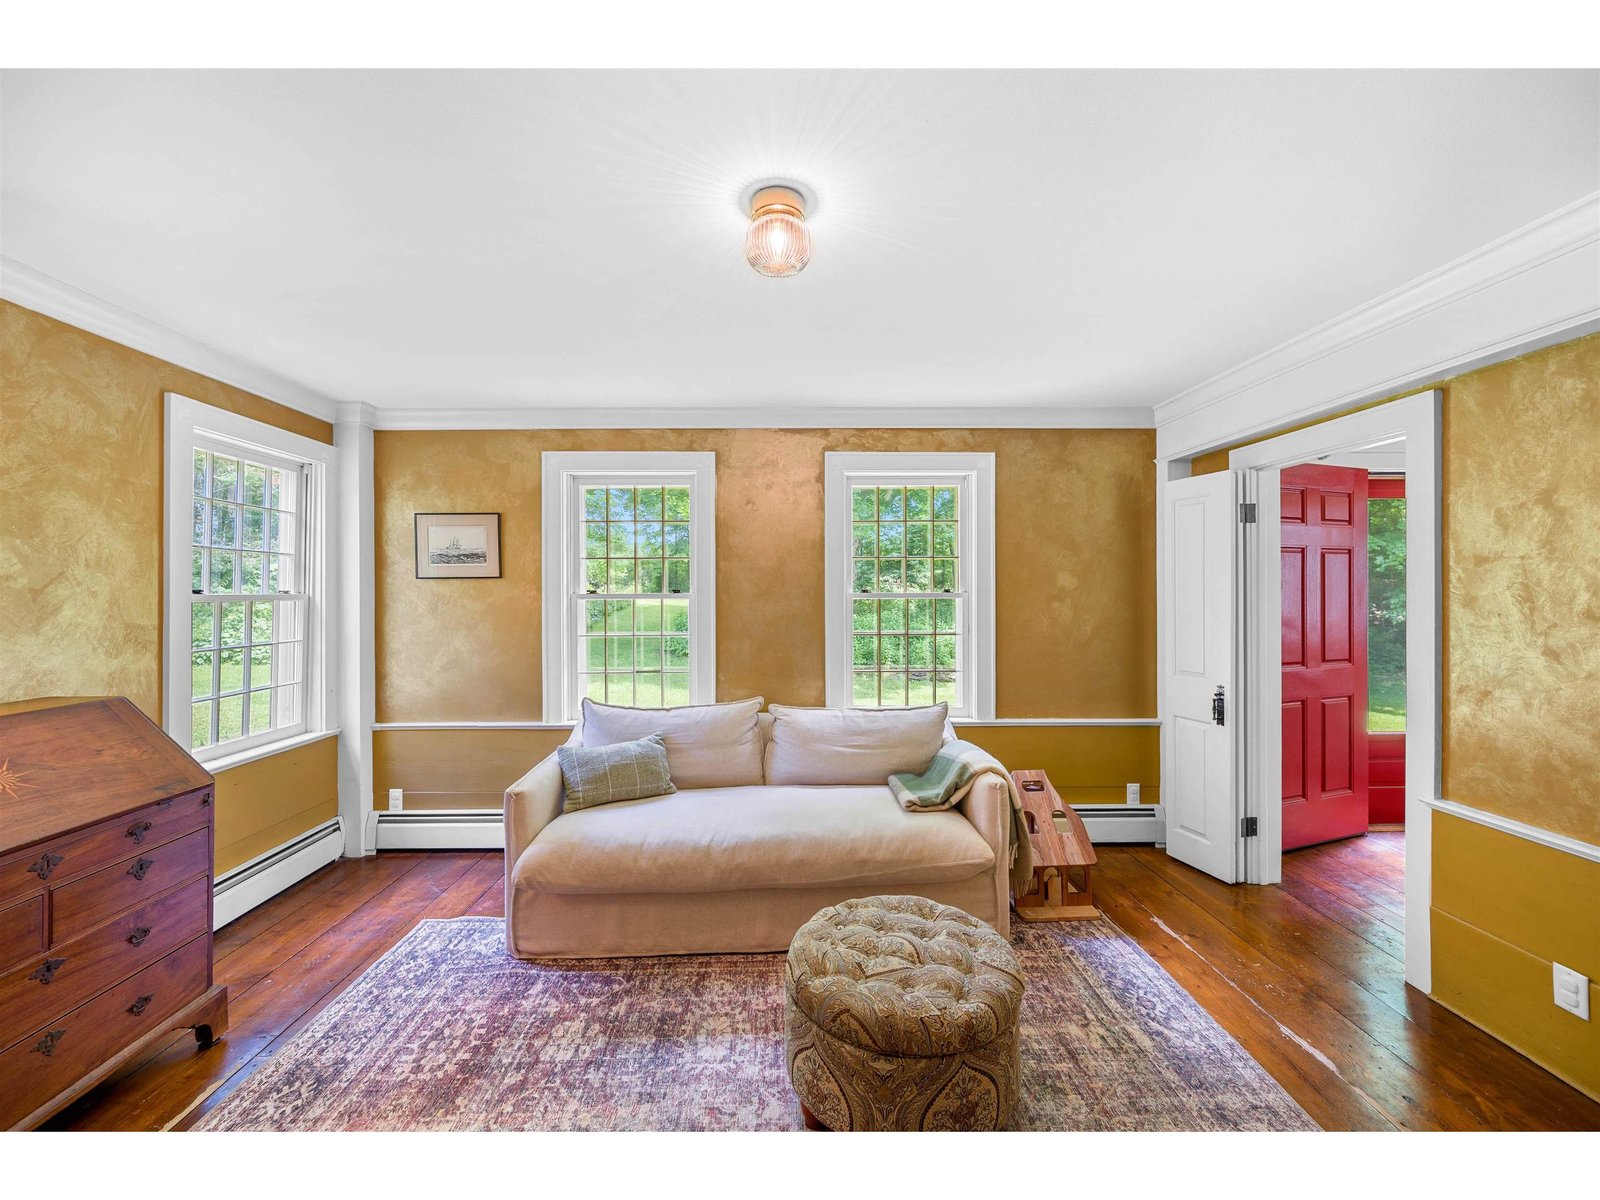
top-left (414, 512), bottom-right (502, 578)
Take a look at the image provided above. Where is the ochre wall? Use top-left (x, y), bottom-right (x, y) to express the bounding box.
top-left (374, 428), bottom-right (1159, 808)
top-left (0, 301), bottom-right (340, 872)
top-left (1191, 331), bottom-right (1600, 1097)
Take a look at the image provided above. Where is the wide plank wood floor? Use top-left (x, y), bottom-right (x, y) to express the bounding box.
top-left (45, 835), bottom-right (1600, 1131)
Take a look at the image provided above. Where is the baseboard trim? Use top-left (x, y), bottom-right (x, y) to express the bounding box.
top-left (213, 819), bottom-right (344, 928)
top-left (1069, 804), bottom-right (1161, 844)
top-left (373, 809), bottom-right (506, 850)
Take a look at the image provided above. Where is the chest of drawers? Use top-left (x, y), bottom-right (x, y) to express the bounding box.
top-left (0, 697), bottom-right (229, 1129)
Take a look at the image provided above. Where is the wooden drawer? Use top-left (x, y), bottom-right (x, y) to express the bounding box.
top-left (51, 826), bottom-right (211, 944)
top-left (0, 894), bottom-right (47, 973)
top-left (0, 786), bottom-right (211, 898)
top-left (0, 934), bottom-right (209, 1130)
top-left (0, 875), bottom-right (209, 1053)
top-left (0, 846), bottom-right (48, 910)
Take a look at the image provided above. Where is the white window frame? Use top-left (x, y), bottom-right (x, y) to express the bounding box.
top-left (541, 452), bottom-right (717, 722)
top-left (824, 452), bottom-right (996, 720)
top-left (163, 393), bottom-right (339, 769)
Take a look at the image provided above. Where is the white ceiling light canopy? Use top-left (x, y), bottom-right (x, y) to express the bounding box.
top-left (745, 181), bottom-right (812, 278)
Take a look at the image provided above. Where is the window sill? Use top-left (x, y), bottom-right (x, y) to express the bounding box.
top-left (198, 728), bottom-right (341, 774)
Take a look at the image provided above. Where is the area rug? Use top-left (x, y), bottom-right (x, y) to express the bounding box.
top-left (196, 916), bottom-right (1317, 1131)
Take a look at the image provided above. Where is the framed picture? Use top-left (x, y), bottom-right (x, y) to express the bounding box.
top-left (414, 512), bottom-right (502, 579)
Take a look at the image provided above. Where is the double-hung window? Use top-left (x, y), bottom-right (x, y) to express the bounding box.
top-left (164, 394), bottom-right (335, 766)
top-left (541, 452), bottom-right (716, 721)
top-left (825, 453), bottom-right (995, 719)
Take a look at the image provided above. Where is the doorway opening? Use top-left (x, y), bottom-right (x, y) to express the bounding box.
top-left (1231, 390), bottom-right (1440, 993)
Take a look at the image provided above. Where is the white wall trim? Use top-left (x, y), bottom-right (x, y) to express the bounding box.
top-left (952, 717), bottom-right (1159, 727)
top-left (371, 405), bottom-right (1152, 432)
top-left (203, 729), bottom-right (340, 775)
top-left (369, 717), bottom-right (1157, 731)
top-left (373, 809), bottom-right (505, 851)
top-left (1155, 193), bottom-right (1600, 459)
top-left (335, 402), bottom-right (376, 857)
top-left (539, 452), bottom-right (717, 722)
top-left (3, 257), bottom-right (340, 424)
top-left (212, 818), bottom-right (344, 928)
top-left (1231, 389), bottom-right (1442, 994)
top-left (1423, 798), bottom-right (1600, 865)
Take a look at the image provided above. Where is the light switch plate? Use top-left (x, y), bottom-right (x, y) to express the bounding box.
top-left (387, 788), bottom-right (404, 812)
top-left (1126, 783), bottom-right (1141, 804)
top-left (1553, 962), bottom-right (1590, 1020)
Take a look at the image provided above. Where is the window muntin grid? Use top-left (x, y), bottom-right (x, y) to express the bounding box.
top-left (847, 484), bottom-right (964, 709)
top-left (189, 446), bottom-right (307, 752)
top-left (575, 484), bottom-right (694, 707)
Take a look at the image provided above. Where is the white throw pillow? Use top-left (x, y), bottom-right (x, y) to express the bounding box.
top-left (763, 704), bottom-right (948, 786)
top-left (580, 696), bottom-right (764, 790)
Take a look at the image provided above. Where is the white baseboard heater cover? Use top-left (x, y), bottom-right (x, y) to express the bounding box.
top-left (1064, 805), bottom-right (1161, 845)
top-left (373, 809), bottom-right (506, 851)
top-left (213, 818), bottom-right (344, 928)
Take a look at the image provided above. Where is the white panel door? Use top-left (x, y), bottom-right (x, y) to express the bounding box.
top-left (1162, 471), bottom-right (1240, 881)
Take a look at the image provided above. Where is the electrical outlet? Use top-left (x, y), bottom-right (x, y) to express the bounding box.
top-left (1553, 963), bottom-right (1590, 1020)
top-left (387, 788), bottom-right (404, 812)
top-left (1126, 783), bottom-right (1141, 804)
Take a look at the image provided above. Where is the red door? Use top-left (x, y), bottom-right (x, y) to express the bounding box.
top-left (1282, 465), bottom-right (1369, 850)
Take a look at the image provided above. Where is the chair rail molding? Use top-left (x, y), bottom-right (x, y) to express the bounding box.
top-left (1423, 798), bottom-right (1600, 864)
top-left (1, 256), bottom-right (341, 423)
top-left (1154, 193), bottom-right (1600, 460)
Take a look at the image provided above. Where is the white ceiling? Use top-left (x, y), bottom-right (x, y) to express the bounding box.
top-left (2, 69), bottom-right (1596, 422)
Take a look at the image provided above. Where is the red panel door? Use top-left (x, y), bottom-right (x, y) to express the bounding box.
top-left (1281, 465), bottom-right (1369, 850)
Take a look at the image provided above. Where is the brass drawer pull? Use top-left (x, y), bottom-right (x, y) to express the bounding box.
top-left (128, 857), bottom-right (156, 882)
top-left (128, 994), bottom-right (155, 1016)
top-left (127, 926), bottom-right (152, 947)
top-left (30, 957), bottom-right (66, 985)
top-left (126, 820), bottom-right (154, 844)
top-left (32, 1029), bottom-right (67, 1057)
top-left (27, 852), bottom-right (64, 880)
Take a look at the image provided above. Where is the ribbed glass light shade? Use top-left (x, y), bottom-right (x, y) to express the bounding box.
top-left (745, 206), bottom-right (811, 277)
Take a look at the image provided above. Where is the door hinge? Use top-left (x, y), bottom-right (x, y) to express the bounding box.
top-left (1238, 502), bottom-right (1257, 524)
top-left (1241, 816), bottom-right (1259, 838)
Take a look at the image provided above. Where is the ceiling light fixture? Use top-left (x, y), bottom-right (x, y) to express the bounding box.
top-left (745, 184), bottom-right (812, 278)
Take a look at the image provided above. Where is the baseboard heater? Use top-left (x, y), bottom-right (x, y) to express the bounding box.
top-left (213, 818), bottom-right (345, 928)
top-left (1064, 805), bottom-right (1162, 845)
top-left (373, 809), bottom-right (505, 851)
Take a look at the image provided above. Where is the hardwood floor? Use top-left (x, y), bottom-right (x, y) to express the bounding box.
top-left (44, 836), bottom-right (1600, 1131)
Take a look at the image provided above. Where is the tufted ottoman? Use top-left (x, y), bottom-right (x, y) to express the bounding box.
top-left (784, 894), bottom-right (1025, 1131)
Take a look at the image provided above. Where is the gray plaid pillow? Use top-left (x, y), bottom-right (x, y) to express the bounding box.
top-left (558, 732), bottom-right (676, 811)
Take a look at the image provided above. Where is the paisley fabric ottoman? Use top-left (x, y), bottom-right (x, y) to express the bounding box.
top-left (784, 894), bottom-right (1025, 1130)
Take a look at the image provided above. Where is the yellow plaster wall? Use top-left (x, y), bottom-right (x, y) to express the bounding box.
top-left (373, 427), bottom-right (1159, 807)
top-left (0, 301), bottom-right (340, 872)
top-left (1190, 332), bottom-right (1600, 1096)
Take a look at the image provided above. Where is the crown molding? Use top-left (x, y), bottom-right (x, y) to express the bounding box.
top-left (370, 404), bottom-right (1153, 431)
top-left (1, 257), bottom-right (341, 425)
top-left (1154, 192), bottom-right (1600, 460)
top-left (335, 401), bottom-right (379, 427)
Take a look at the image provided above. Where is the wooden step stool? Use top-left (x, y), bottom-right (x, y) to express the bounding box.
top-left (1011, 769), bottom-right (1100, 922)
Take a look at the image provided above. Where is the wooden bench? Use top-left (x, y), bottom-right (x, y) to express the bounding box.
top-left (1010, 769), bottom-right (1100, 922)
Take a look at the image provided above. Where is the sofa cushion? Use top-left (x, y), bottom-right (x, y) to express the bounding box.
top-left (581, 696), bottom-right (763, 789)
top-left (514, 784), bottom-right (994, 896)
top-left (764, 704), bottom-right (947, 786)
top-left (557, 733), bottom-right (675, 811)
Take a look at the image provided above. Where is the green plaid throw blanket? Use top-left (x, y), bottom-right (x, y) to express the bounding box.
top-left (889, 740), bottom-right (1034, 894)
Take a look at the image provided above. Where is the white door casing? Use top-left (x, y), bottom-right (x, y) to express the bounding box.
top-left (1161, 471), bottom-right (1241, 882)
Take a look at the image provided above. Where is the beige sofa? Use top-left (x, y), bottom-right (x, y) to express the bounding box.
top-left (504, 712), bottom-right (1012, 959)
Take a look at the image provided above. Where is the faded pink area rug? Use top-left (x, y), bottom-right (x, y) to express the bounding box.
top-left (196, 916), bottom-right (1317, 1131)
